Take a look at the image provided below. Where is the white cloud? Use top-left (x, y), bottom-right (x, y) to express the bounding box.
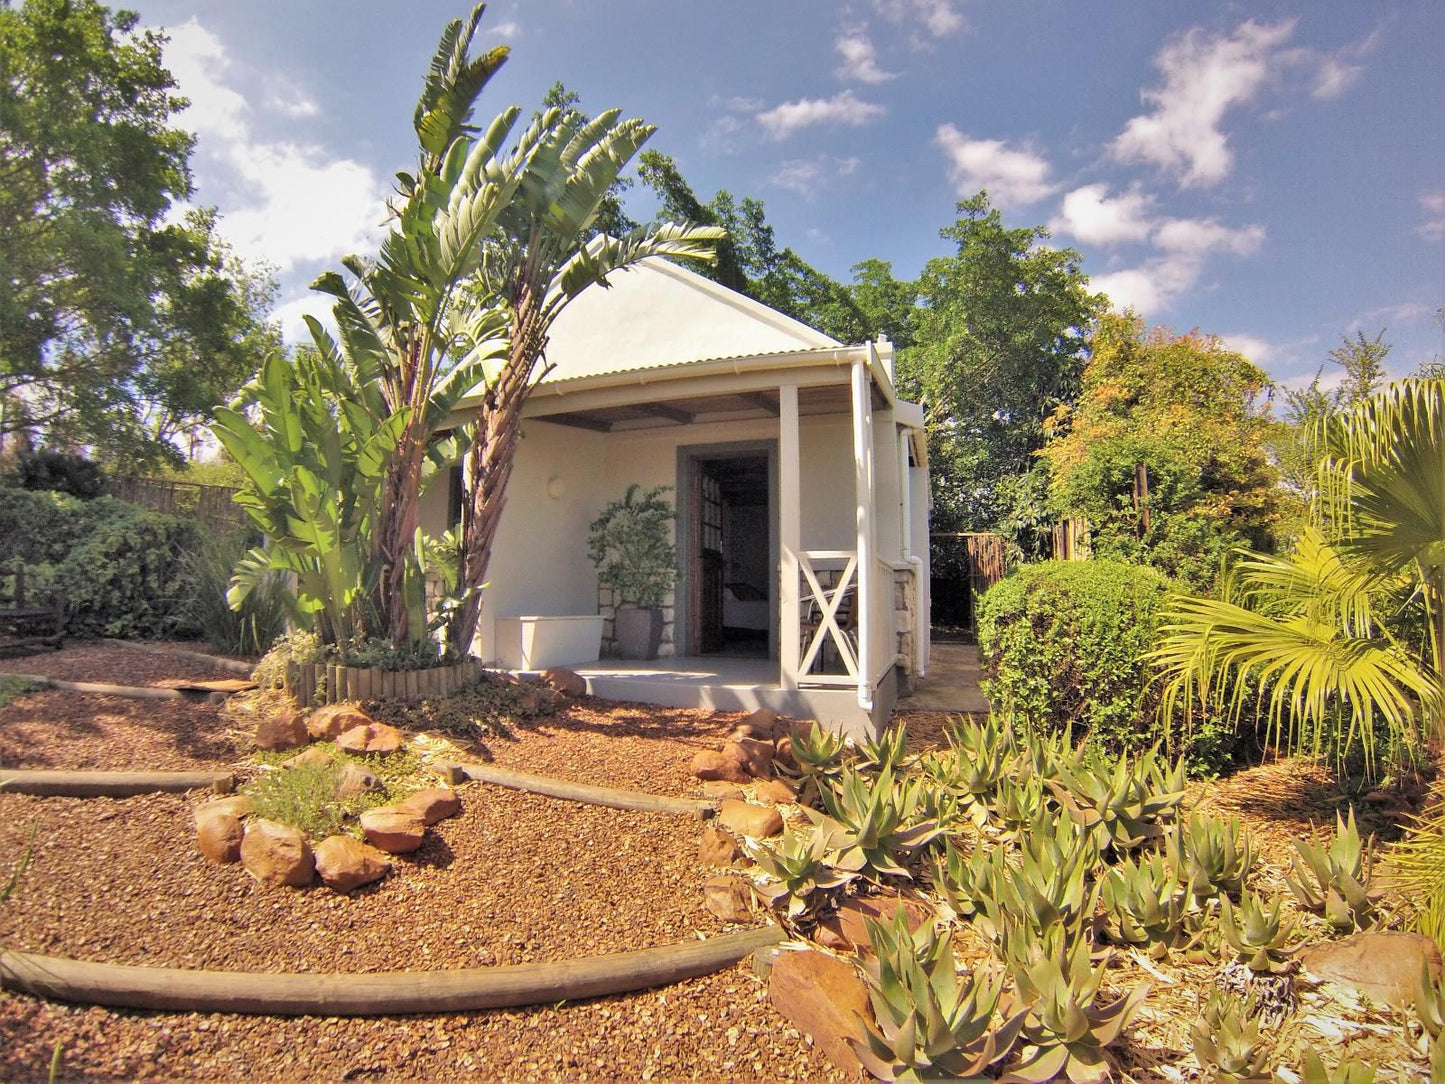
top-left (836, 28), bottom-right (898, 84)
top-left (1049, 184), bottom-right (1154, 245)
top-left (1348, 301), bottom-right (1432, 331)
top-left (273, 293), bottom-right (338, 347)
top-left (1419, 192), bottom-right (1445, 241)
top-left (491, 20), bottom-right (520, 38)
top-left (159, 19), bottom-right (388, 275)
top-left (757, 90), bottom-right (885, 141)
top-left (1111, 19), bottom-right (1297, 188)
top-left (873, 0), bottom-right (965, 40)
top-left (1089, 218), bottom-right (1264, 316)
top-left (1153, 217), bottom-right (1265, 256)
top-left (1312, 55), bottom-right (1363, 100)
top-left (1218, 333), bottom-right (1277, 366)
top-left (934, 124), bottom-right (1056, 210)
top-left (771, 155), bottom-right (862, 198)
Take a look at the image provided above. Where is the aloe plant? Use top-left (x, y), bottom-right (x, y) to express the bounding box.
top-left (930, 837), bottom-right (998, 924)
top-left (1299, 1049), bottom-right (1376, 1084)
top-left (976, 817), bottom-right (1101, 953)
top-left (1190, 989), bottom-right (1273, 1084)
top-left (1417, 960), bottom-right (1445, 1081)
top-left (1166, 812), bottom-right (1257, 902)
top-left (855, 723), bottom-right (912, 777)
top-left (849, 909), bottom-right (1025, 1082)
top-left (788, 720), bottom-right (849, 788)
top-left (1001, 932), bottom-right (1150, 1084)
top-left (1220, 890), bottom-right (1301, 975)
top-left (921, 716), bottom-right (1014, 822)
top-left (1102, 852), bottom-right (1199, 960)
top-left (988, 772), bottom-right (1050, 838)
top-left (820, 763), bottom-right (942, 880)
top-left (1284, 808), bottom-right (1381, 933)
top-left (1050, 746), bottom-right (1187, 855)
top-left (745, 814), bottom-right (864, 921)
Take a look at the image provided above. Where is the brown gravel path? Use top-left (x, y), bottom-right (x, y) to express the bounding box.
top-left (0, 647), bottom-right (845, 1083)
top-left (0, 641), bottom-right (244, 686)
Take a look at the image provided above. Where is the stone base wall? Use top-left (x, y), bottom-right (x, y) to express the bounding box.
top-left (893, 566), bottom-right (916, 675)
top-left (598, 586), bottom-right (677, 658)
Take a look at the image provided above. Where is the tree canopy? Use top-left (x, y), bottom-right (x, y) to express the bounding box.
top-left (0, 0), bottom-right (277, 464)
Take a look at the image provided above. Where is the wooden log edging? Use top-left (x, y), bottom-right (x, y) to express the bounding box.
top-left (0, 674), bottom-right (186, 701)
top-left (0, 925), bottom-right (783, 1016)
top-left (0, 770), bottom-right (235, 798)
top-left (455, 762), bottom-right (716, 817)
top-left (101, 639), bottom-right (254, 676)
top-left (286, 659), bottom-right (485, 706)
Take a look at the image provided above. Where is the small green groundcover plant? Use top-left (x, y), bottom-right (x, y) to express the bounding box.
top-left (0, 675), bottom-right (40, 711)
top-left (243, 742), bottom-right (424, 841)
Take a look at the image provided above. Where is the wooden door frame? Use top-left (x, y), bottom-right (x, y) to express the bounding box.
top-left (675, 440), bottom-right (778, 658)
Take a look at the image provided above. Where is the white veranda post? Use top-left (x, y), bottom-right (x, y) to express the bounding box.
top-left (779, 383), bottom-right (801, 693)
top-left (852, 351), bottom-right (876, 711)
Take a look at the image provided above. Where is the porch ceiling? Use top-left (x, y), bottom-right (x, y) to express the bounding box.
top-left (530, 383), bottom-right (886, 434)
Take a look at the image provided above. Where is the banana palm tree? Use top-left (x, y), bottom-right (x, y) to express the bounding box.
top-left (1153, 377), bottom-right (1443, 773)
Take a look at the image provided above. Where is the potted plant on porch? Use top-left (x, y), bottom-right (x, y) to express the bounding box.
top-left (588, 485), bottom-right (677, 660)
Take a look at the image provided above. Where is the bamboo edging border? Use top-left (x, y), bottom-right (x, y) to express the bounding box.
top-left (455, 762), bottom-right (717, 817)
top-left (0, 925), bottom-right (784, 1016)
top-left (0, 770), bottom-right (235, 798)
top-left (285, 659), bottom-right (486, 707)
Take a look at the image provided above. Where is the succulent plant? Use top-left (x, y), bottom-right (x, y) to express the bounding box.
top-left (1219, 890), bottom-right (1301, 975)
top-left (1416, 959), bottom-right (1445, 1080)
top-left (855, 723), bottom-right (913, 777)
top-left (920, 718), bottom-right (1012, 826)
top-left (975, 817), bottom-right (1101, 953)
top-left (1102, 852), bottom-right (1199, 960)
top-left (1000, 930), bottom-right (1150, 1084)
top-left (1190, 989), bottom-right (1273, 1084)
top-left (930, 837), bottom-right (999, 924)
top-left (1165, 812), bottom-right (1257, 902)
top-left (988, 772), bottom-right (1050, 838)
top-left (1284, 809), bottom-right (1381, 934)
top-left (1049, 746), bottom-right (1187, 855)
top-left (745, 814), bottom-right (865, 921)
top-left (820, 763), bottom-right (943, 880)
top-left (849, 909), bottom-right (1025, 1082)
top-left (787, 720), bottom-right (849, 786)
top-left (1299, 1049), bottom-right (1376, 1084)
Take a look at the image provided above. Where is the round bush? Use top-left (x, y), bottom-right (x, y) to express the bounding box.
top-left (977, 559), bottom-right (1173, 755)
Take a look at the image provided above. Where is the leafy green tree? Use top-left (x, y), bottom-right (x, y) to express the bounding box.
top-left (1041, 314), bottom-right (1281, 587)
top-left (0, 0), bottom-right (277, 463)
top-left (898, 193), bottom-right (1103, 531)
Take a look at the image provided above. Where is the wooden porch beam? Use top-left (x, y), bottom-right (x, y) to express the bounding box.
top-left (634, 402), bottom-right (693, 425)
top-left (540, 413), bottom-right (612, 433)
top-left (737, 392), bottom-right (779, 416)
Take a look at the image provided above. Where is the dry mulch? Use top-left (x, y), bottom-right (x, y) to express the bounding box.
top-left (0, 640), bottom-right (244, 686)
top-left (0, 643), bottom-right (843, 1083)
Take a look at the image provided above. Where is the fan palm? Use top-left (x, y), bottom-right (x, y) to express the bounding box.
top-left (1152, 377), bottom-right (1443, 774)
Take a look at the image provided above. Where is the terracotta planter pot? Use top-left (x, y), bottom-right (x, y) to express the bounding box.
top-left (614, 606), bottom-right (664, 660)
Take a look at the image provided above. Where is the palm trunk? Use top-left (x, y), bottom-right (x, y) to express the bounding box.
top-left (372, 337), bottom-right (430, 645)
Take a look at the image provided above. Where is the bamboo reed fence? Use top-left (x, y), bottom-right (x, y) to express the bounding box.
top-left (285, 659), bottom-right (487, 706)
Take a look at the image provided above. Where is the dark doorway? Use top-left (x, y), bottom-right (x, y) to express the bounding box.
top-left (686, 453), bottom-right (771, 657)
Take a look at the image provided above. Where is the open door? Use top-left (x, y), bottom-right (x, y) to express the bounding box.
top-left (686, 453), bottom-right (771, 656)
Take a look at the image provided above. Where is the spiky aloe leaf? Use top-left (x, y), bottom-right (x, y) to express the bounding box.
top-left (1220, 891), bottom-right (1301, 975)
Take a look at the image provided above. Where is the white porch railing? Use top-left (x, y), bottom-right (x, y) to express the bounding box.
top-left (796, 550), bottom-right (859, 686)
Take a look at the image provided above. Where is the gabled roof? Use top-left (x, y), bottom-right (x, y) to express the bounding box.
top-left (539, 257), bottom-right (842, 385)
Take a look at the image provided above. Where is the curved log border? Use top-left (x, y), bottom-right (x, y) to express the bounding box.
top-left (0, 925), bottom-right (783, 1016)
top-left (455, 761), bottom-right (716, 817)
top-left (2, 673), bottom-right (188, 701)
top-left (0, 770), bottom-right (235, 797)
top-left (101, 639), bottom-right (254, 676)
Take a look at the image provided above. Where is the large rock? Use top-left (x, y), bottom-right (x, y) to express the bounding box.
top-left (699, 825), bottom-right (743, 867)
top-left (196, 811), bottom-right (244, 863)
top-left (1301, 931), bottom-right (1444, 1008)
top-left (254, 710), bottom-right (308, 752)
top-left (335, 762), bottom-right (384, 801)
top-left (306, 703), bottom-right (374, 741)
top-left (725, 737), bottom-right (774, 778)
top-left (768, 949), bottom-right (871, 1075)
top-left (815, 895), bottom-right (934, 954)
top-left (192, 794), bottom-right (252, 829)
top-left (397, 788), bottom-right (461, 826)
top-left (743, 707), bottom-right (782, 739)
top-left (717, 799), bottom-right (784, 839)
top-left (313, 835), bottom-right (391, 893)
top-left (703, 875), bottom-right (754, 922)
top-left (359, 807), bottom-right (427, 854)
top-left (541, 668), bottom-right (587, 697)
top-left (692, 748), bottom-right (750, 785)
top-left (773, 736), bottom-right (799, 772)
top-left (240, 819), bottom-right (314, 887)
top-left (336, 722), bottom-right (405, 756)
top-left (753, 778), bottom-right (797, 805)
top-left (283, 746), bottom-right (335, 771)
top-left (699, 780), bottom-right (743, 801)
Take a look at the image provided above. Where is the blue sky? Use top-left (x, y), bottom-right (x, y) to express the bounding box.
top-left (140, 1), bottom-right (1443, 389)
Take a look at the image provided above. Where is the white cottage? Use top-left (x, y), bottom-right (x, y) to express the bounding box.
top-left (423, 258), bottom-right (931, 737)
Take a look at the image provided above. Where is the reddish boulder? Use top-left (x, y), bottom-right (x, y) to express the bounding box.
top-left (815, 895), bottom-right (934, 954)
top-left (768, 949), bottom-right (871, 1075)
top-left (703, 875), bottom-right (754, 922)
top-left (283, 746), bottom-right (335, 771)
top-left (306, 703), bottom-right (374, 741)
top-left (743, 707), bottom-right (782, 738)
top-left (692, 748), bottom-right (750, 785)
top-left (753, 778), bottom-right (797, 804)
top-left (359, 807), bottom-right (427, 854)
top-left (254, 710), bottom-right (308, 752)
top-left (313, 835), bottom-right (391, 893)
top-left (541, 668), bottom-right (587, 697)
top-left (335, 762), bottom-right (384, 801)
top-left (717, 799), bottom-right (784, 839)
top-left (773, 736), bottom-right (799, 772)
top-left (192, 794), bottom-right (252, 829)
top-left (730, 722), bottom-right (772, 742)
top-left (336, 722), bottom-right (405, 756)
top-left (240, 819), bottom-right (314, 887)
top-left (397, 788), bottom-right (462, 826)
top-left (699, 825), bottom-right (744, 867)
top-left (725, 737), bottom-right (774, 778)
top-left (700, 780), bottom-right (743, 801)
top-left (1302, 931), bottom-right (1444, 1008)
top-left (196, 811), bottom-right (244, 863)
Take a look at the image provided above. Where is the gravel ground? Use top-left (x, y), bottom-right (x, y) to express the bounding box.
top-left (0, 641), bottom-right (243, 686)
top-left (0, 644), bottom-right (845, 1083)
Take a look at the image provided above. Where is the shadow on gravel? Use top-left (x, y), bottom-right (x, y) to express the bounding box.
top-left (463, 699), bottom-right (735, 764)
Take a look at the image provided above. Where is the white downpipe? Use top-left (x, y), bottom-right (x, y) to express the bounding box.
top-left (853, 353), bottom-right (875, 712)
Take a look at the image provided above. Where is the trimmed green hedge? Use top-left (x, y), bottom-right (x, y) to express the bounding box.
top-left (977, 559), bottom-right (1175, 756)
